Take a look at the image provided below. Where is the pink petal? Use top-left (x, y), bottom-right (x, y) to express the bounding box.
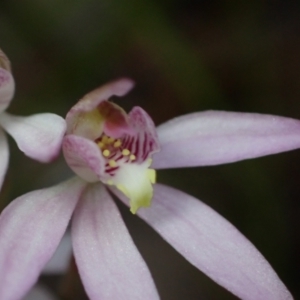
top-left (0, 68), bottom-right (15, 113)
top-left (128, 107), bottom-right (160, 162)
top-left (0, 112), bottom-right (66, 163)
top-left (99, 101), bottom-right (133, 138)
top-left (153, 110), bottom-right (300, 169)
top-left (114, 184), bottom-right (292, 300)
top-left (66, 78), bottom-right (134, 134)
top-left (0, 49), bottom-right (12, 72)
top-left (0, 177), bottom-right (86, 300)
top-left (0, 128), bottom-right (9, 191)
top-left (72, 183), bottom-right (159, 300)
top-left (63, 134), bottom-right (105, 182)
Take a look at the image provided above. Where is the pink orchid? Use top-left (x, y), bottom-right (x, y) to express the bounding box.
top-left (0, 49), bottom-right (66, 190)
top-left (0, 78), bottom-right (298, 300)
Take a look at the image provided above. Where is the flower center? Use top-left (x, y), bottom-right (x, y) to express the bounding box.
top-left (94, 104), bottom-right (159, 213)
top-left (95, 133), bottom-right (137, 176)
top-left (65, 96), bottom-right (160, 214)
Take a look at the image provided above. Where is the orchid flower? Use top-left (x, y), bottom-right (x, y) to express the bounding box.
top-left (0, 78), bottom-right (298, 300)
top-left (0, 49), bottom-right (66, 190)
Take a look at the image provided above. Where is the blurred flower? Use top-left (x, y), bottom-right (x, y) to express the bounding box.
top-left (0, 79), bottom-right (298, 300)
top-left (0, 49), bottom-right (66, 190)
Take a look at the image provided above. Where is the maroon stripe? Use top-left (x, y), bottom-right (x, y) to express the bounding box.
top-left (114, 155), bottom-right (123, 162)
top-left (134, 136), bottom-right (140, 157)
top-left (142, 133), bottom-right (148, 160)
top-left (106, 166), bottom-right (119, 174)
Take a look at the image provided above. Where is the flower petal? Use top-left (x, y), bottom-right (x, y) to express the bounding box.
top-left (0, 49), bottom-right (15, 113)
top-left (0, 177), bottom-right (86, 300)
top-left (72, 183), bottom-right (159, 300)
top-left (0, 49), bottom-right (12, 72)
top-left (115, 184), bottom-right (292, 300)
top-left (0, 112), bottom-right (66, 163)
top-left (99, 101), bottom-right (133, 138)
top-left (128, 106), bottom-right (160, 161)
top-left (153, 110), bottom-right (300, 169)
top-left (0, 68), bottom-right (15, 113)
top-left (63, 134), bottom-right (105, 182)
top-left (0, 127), bottom-right (9, 191)
top-left (66, 78), bottom-right (134, 135)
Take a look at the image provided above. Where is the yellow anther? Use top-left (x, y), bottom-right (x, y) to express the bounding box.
top-left (129, 154), bottom-right (136, 161)
top-left (106, 137), bottom-right (115, 144)
top-left (108, 160), bottom-right (117, 167)
top-left (102, 149), bottom-right (110, 157)
top-left (97, 141), bottom-right (105, 149)
top-left (122, 149), bottom-right (130, 156)
top-left (113, 140), bottom-right (122, 148)
top-left (107, 180), bottom-right (113, 185)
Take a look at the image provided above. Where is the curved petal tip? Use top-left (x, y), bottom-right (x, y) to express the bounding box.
top-left (0, 112), bottom-right (66, 162)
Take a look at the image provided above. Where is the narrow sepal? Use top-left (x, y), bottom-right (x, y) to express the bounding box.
top-left (114, 184), bottom-right (293, 300)
top-left (0, 112), bottom-right (66, 162)
top-left (72, 183), bottom-right (160, 300)
top-left (0, 177), bottom-right (86, 300)
top-left (154, 110), bottom-right (300, 169)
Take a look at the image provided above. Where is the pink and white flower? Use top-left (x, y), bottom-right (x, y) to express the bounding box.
top-left (0, 78), bottom-right (298, 300)
top-left (0, 49), bottom-right (66, 190)
top-left (63, 80), bottom-right (160, 214)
